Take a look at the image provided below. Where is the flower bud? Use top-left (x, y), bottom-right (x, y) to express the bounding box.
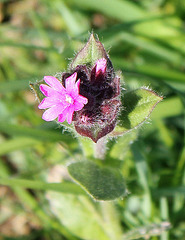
top-left (33, 34), bottom-right (121, 143)
top-left (68, 34), bottom-right (121, 142)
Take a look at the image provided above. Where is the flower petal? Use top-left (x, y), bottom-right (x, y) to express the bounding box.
top-left (65, 73), bottom-right (79, 98)
top-left (77, 95), bottom-right (88, 105)
top-left (38, 97), bottom-right (64, 109)
top-left (58, 113), bottom-right (66, 123)
top-left (95, 58), bottom-right (107, 76)
top-left (74, 101), bottom-right (84, 111)
top-left (42, 105), bottom-right (65, 121)
top-left (58, 107), bottom-right (69, 123)
top-left (76, 78), bottom-right (80, 89)
top-left (44, 76), bottom-right (66, 93)
top-left (74, 95), bottom-right (88, 111)
top-left (40, 84), bottom-right (62, 98)
top-left (66, 105), bottom-right (75, 124)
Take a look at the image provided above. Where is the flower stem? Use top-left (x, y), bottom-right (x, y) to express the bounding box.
top-left (94, 137), bottom-right (107, 159)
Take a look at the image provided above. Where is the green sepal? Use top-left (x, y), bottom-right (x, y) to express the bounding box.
top-left (70, 33), bottom-right (111, 69)
top-left (30, 80), bottom-right (45, 102)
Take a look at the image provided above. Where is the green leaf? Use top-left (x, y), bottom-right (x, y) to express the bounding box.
top-left (0, 178), bottom-right (85, 195)
top-left (122, 222), bottom-right (171, 240)
top-left (112, 88), bottom-right (162, 136)
top-left (151, 97), bottom-right (183, 120)
top-left (68, 0), bottom-right (182, 39)
top-left (153, 187), bottom-right (185, 197)
top-left (78, 137), bottom-right (95, 158)
top-left (109, 130), bottom-right (138, 161)
top-left (113, 59), bottom-right (185, 83)
top-left (68, 0), bottom-right (145, 22)
top-left (0, 78), bottom-right (37, 94)
top-left (0, 41), bottom-right (58, 51)
top-left (54, 0), bottom-right (89, 36)
top-left (133, 64), bottom-right (185, 83)
top-left (68, 161), bottom-right (127, 201)
top-left (101, 31), bottom-right (184, 66)
top-left (0, 123), bottom-right (75, 144)
top-left (70, 33), bottom-right (110, 69)
top-left (0, 137), bottom-right (39, 156)
top-left (47, 192), bottom-right (111, 240)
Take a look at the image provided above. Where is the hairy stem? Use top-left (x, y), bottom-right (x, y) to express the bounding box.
top-left (94, 137), bottom-right (107, 159)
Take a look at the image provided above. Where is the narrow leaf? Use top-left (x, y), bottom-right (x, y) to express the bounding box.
top-left (0, 123), bottom-right (74, 143)
top-left (0, 137), bottom-right (39, 156)
top-left (0, 178), bottom-right (84, 195)
top-left (122, 222), bottom-right (171, 240)
top-left (0, 78), bottom-right (38, 94)
top-left (68, 0), bottom-right (145, 22)
top-left (113, 59), bottom-right (185, 83)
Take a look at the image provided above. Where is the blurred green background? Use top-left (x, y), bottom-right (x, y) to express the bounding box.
top-left (0, 0), bottom-right (185, 239)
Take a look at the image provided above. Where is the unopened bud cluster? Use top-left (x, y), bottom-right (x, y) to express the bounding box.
top-left (37, 34), bottom-right (121, 142)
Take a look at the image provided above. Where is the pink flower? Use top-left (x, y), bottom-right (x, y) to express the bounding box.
top-left (95, 58), bottom-right (107, 77)
top-left (38, 73), bottom-right (88, 124)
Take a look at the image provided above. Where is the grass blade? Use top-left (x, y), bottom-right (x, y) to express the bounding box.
top-left (0, 178), bottom-right (85, 195)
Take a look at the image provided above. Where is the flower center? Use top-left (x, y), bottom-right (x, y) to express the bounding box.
top-left (65, 95), bottom-right (73, 104)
